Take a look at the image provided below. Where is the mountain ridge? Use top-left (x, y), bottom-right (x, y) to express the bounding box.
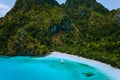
top-left (65, 0), bottom-right (109, 13)
top-left (6, 0), bottom-right (59, 16)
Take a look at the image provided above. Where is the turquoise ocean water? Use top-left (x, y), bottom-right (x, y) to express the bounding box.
top-left (0, 56), bottom-right (111, 80)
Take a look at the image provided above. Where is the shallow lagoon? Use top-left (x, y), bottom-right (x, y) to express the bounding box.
top-left (0, 55), bottom-right (111, 80)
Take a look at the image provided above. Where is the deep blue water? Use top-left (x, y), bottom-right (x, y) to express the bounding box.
top-left (0, 56), bottom-right (111, 80)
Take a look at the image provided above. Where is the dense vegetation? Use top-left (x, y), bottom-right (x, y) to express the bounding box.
top-left (0, 0), bottom-right (120, 68)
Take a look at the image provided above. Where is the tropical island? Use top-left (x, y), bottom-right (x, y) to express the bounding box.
top-left (0, 0), bottom-right (120, 69)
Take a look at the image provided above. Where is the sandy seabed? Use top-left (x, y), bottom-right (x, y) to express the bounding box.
top-left (47, 52), bottom-right (120, 80)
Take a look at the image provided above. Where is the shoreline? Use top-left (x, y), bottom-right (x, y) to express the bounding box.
top-left (48, 52), bottom-right (120, 80)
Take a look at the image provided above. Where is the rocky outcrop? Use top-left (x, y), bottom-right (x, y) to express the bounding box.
top-left (49, 15), bottom-right (73, 34)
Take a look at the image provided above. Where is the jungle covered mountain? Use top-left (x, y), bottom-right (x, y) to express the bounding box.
top-left (0, 0), bottom-right (120, 68)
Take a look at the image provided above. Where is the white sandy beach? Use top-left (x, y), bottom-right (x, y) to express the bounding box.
top-left (47, 52), bottom-right (120, 80)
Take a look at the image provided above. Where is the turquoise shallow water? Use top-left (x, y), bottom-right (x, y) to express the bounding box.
top-left (0, 56), bottom-right (111, 80)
